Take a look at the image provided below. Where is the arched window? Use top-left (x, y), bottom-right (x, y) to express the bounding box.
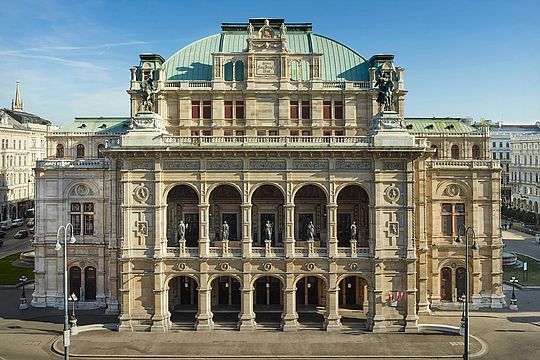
top-left (69, 266), bottom-right (81, 299)
top-left (97, 144), bottom-right (105, 158)
top-left (56, 144), bottom-right (64, 158)
top-left (431, 145), bottom-right (438, 159)
top-left (224, 61), bottom-right (234, 81)
top-left (472, 145), bottom-right (480, 159)
top-left (234, 60), bottom-right (244, 81)
top-left (76, 144), bottom-right (85, 158)
top-left (85, 266), bottom-right (97, 300)
top-left (451, 145), bottom-right (459, 159)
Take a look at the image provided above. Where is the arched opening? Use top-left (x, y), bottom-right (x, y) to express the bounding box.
top-left (251, 185), bottom-right (284, 246)
top-left (295, 276), bottom-right (326, 327)
top-left (56, 144), bottom-right (64, 158)
top-left (234, 60), bottom-right (244, 81)
top-left (440, 267), bottom-right (452, 301)
top-left (210, 276), bottom-right (241, 327)
top-left (209, 184), bottom-right (242, 243)
top-left (84, 266), bottom-right (96, 301)
top-left (168, 276), bottom-right (198, 328)
top-left (338, 276), bottom-right (369, 329)
top-left (431, 145), bottom-right (438, 159)
top-left (224, 61), bottom-right (234, 81)
top-left (167, 185), bottom-right (199, 247)
top-left (472, 145), bottom-right (480, 159)
top-left (97, 144), bottom-right (105, 158)
top-left (69, 266), bottom-right (81, 299)
top-left (76, 144), bottom-right (85, 158)
top-left (336, 185), bottom-right (369, 247)
top-left (294, 185), bottom-right (328, 247)
top-left (253, 276), bottom-right (283, 327)
top-left (451, 145), bottom-right (459, 159)
top-left (455, 267), bottom-right (466, 300)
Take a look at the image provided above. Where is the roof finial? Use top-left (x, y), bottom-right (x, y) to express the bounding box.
top-left (11, 80), bottom-right (24, 112)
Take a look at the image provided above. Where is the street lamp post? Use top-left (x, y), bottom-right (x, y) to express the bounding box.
top-left (55, 223), bottom-right (77, 360)
top-left (68, 292), bottom-right (78, 332)
top-left (509, 276), bottom-right (518, 310)
top-left (19, 275), bottom-right (28, 310)
top-left (455, 224), bottom-right (478, 360)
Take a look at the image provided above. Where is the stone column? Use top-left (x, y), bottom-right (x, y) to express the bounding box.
top-left (284, 203), bottom-right (295, 257)
top-left (281, 273), bottom-right (298, 331)
top-left (198, 203), bottom-right (210, 257)
top-left (241, 204), bottom-right (252, 257)
top-left (150, 261), bottom-right (168, 332)
top-left (195, 273), bottom-right (213, 331)
top-left (371, 261), bottom-right (386, 332)
top-left (326, 204), bottom-right (338, 258)
top-left (238, 272), bottom-right (256, 330)
top-left (324, 273), bottom-right (341, 332)
top-left (404, 259), bottom-right (419, 333)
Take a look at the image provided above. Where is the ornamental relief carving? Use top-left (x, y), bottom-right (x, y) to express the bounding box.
top-left (293, 160), bottom-right (327, 170)
top-left (444, 184), bottom-right (462, 197)
top-left (164, 160), bottom-right (200, 170)
top-left (335, 160), bottom-right (371, 171)
top-left (383, 162), bottom-right (405, 171)
top-left (385, 184), bottom-right (401, 203)
top-left (133, 183), bottom-right (149, 203)
top-left (207, 160), bottom-right (243, 170)
top-left (70, 183), bottom-right (93, 197)
top-left (130, 160), bottom-right (153, 170)
top-left (250, 160), bottom-right (286, 170)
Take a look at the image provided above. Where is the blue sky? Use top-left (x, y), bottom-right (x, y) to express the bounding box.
top-left (0, 0), bottom-right (538, 125)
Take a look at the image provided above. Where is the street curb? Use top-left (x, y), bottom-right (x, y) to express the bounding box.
top-left (0, 279), bottom-right (35, 289)
top-left (50, 323), bottom-right (487, 359)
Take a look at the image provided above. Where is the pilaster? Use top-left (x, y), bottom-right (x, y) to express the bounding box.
top-left (324, 272), bottom-right (341, 332)
top-left (238, 272), bottom-right (256, 330)
top-left (195, 273), bottom-right (213, 331)
top-left (198, 204), bottom-right (210, 257)
top-left (284, 203), bottom-right (295, 257)
top-left (241, 204), bottom-right (252, 257)
top-left (326, 204), bottom-right (338, 258)
top-left (281, 272), bottom-right (298, 331)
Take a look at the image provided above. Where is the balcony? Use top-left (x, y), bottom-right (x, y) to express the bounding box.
top-left (35, 158), bottom-right (110, 170)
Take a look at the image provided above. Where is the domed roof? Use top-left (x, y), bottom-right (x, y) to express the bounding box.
top-left (163, 21), bottom-right (370, 82)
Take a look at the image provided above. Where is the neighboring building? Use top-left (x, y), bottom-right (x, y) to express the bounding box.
top-left (32, 19), bottom-right (504, 334)
top-left (509, 134), bottom-right (540, 218)
top-left (489, 122), bottom-right (540, 205)
top-left (0, 82), bottom-right (53, 221)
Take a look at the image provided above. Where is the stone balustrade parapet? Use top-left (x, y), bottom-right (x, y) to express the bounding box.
top-left (160, 135), bottom-right (373, 147)
top-left (160, 80), bottom-right (370, 91)
top-left (36, 158), bottom-right (110, 170)
top-left (426, 159), bottom-right (500, 169)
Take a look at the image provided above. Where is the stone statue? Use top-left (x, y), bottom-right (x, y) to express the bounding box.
top-left (247, 23), bottom-right (254, 36)
top-left (222, 221), bottom-right (229, 241)
top-left (279, 23), bottom-right (287, 37)
top-left (138, 75), bottom-right (156, 112)
top-left (177, 220), bottom-right (186, 242)
top-left (350, 221), bottom-right (357, 241)
top-left (307, 221), bottom-right (315, 241)
top-left (374, 71), bottom-right (394, 112)
top-left (264, 220), bottom-right (273, 241)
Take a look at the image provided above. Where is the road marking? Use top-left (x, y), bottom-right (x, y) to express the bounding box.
top-left (450, 341), bottom-right (463, 346)
top-left (23, 341), bottom-right (41, 346)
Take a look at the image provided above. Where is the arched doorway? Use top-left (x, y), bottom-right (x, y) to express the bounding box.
top-left (168, 276), bottom-right (198, 329)
top-left (294, 185), bottom-right (328, 247)
top-left (84, 266), bottom-right (96, 301)
top-left (336, 185), bottom-right (369, 247)
top-left (253, 276), bottom-right (283, 327)
top-left (440, 267), bottom-right (452, 301)
top-left (210, 276), bottom-right (241, 328)
top-left (251, 185), bottom-right (285, 246)
top-left (69, 266), bottom-right (81, 299)
top-left (338, 276), bottom-right (369, 329)
top-left (167, 185), bottom-right (199, 247)
top-left (295, 276), bottom-right (326, 328)
top-left (209, 185), bottom-right (242, 243)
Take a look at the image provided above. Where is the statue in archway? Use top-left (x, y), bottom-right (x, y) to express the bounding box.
top-left (177, 220), bottom-right (186, 242)
top-left (265, 220), bottom-right (273, 241)
top-left (222, 221), bottom-right (229, 241)
top-left (307, 221), bottom-right (315, 241)
top-left (350, 221), bottom-right (357, 241)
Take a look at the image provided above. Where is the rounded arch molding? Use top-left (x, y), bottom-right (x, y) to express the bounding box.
top-left (64, 180), bottom-right (100, 199)
top-left (292, 273), bottom-right (329, 289)
top-left (248, 182), bottom-right (287, 202)
top-left (207, 272), bottom-right (243, 288)
top-left (162, 182), bottom-right (201, 203)
top-left (334, 182), bottom-right (373, 205)
top-left (164, 273), bottom-right (200, 289)
top-left (336, 273), bottom-right (374, 289)
top-left (291, 182), bottom-right (330, 201)
top-left (206, 182), bottom-right (244, 201)
top-left (435, 180), bottom-right (472, 200)
top-left (249, 273), bottom-right (286, 289)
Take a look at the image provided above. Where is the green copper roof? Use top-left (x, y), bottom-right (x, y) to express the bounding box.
top-left (57, 117), bottom-right (131, 134)
top-left (163, 28), bottom-right (370, 81)
top-left (404, 118), bottom-right (482, 134)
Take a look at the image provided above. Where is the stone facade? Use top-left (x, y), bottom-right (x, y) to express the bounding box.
top-left (32, 19), bottom-right (504, 333)
top-left (509, 135), bottom-right (540, 217)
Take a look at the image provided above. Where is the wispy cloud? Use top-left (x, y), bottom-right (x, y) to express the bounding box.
top-left (0, 50), bottom-right (106, 70)
top-left (23, 40), bottom-right (148, 52)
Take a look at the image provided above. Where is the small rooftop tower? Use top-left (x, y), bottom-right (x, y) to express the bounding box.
top-left (11, 80), bottom-right (24, 112)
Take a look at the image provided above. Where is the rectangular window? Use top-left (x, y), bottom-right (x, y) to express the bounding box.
top-left (191, 130), bottom-right (200, 136)
top-left (83, 202), bottom-right (94, 236)
top-left (301, 130), bottom-right (311, 136)
top-left (70, 203), bottom-right (82, 235)
top-left (334, 101), bottom-right (343, 119)
top-left (441, 203), bottom-right (465, 237)
top-left (301, 100), bottom-right (310, 119)
top-left (224, 101), bottom-right (233, 119)
top-left (290, 130), bottom-right (299, 136)
top-left (202, 101), bottom-right (212, 119)
top-left (323, 101), bottom-right (332, 119)
top-left (290, 100), bottom-right (299, 119)
top-left (268, 130), bottom-right (278, 136)
top-left (235, 101), bottom-right (245, 119)
top-left (202, 130), bottom-right (211, 136)
top-left (191, 101), bottom-right (200, 119)
top-left (235, 130), bottom-right (244, 136)
top-left (257, 130), bottom-right (266, 136)
top-left (323, 130), bottom-right (332, 137)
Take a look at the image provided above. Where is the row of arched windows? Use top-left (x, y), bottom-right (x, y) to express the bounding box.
top-left (55, 144), bottom-right (105, 159)
top-left (222, 59), bottom-right (311, 82)
top-left (430, 144), bottom-right (481, 160)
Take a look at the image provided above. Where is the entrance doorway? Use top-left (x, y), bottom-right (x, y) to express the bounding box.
top-left (440, 267), bottom-right (452, 301)
top-left (168, 276), bottom-right (198, 327)
top-left (253, 276), bottom-right (283, 326)
top-left (338, 276), bottom-right (368, 329)
top-left (211, 276), bottom-right (241, 327)
top-left (296, 276), bottom-right (325, 327)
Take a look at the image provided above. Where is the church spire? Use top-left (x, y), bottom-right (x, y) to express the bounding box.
top-left (11, 80), bottom-right (24, 112)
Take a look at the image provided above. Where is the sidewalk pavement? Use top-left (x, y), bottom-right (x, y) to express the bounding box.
top-left (502, 229), bottom-right (540, 260)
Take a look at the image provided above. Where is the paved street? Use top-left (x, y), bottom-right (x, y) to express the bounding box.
top-left (503, 229), bottom-right (540, 260)
top-left (0, 224), bottom-right (33, 260)
top-left (0, 285), bottom-right (538, 359)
